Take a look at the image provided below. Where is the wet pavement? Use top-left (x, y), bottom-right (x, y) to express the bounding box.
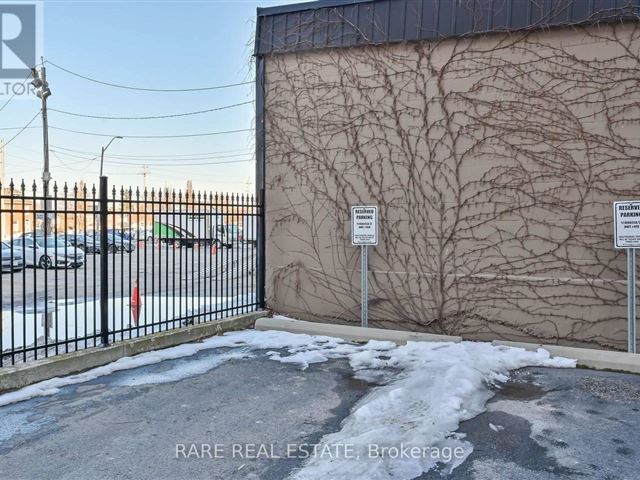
top-left (0, 350), bottom-right (370, 480)
top-left (424, 367), bottom-right (640, 480)
top-left (1, 348), bottom-right (639, 480)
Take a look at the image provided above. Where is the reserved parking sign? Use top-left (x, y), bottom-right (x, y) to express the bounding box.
top-left (614, 201), bottom-right (640, 248)
top-left (351, 206), bottom-right (378, 246)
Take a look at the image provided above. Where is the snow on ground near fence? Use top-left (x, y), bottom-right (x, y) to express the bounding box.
top-left (1, 293), bottom-right (256, 352)
top-left (0, 322), bottom-right (576, 479)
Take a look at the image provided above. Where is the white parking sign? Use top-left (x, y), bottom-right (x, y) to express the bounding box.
top-left (351, 206), bottom-right (378, 245)
top-left (614, 201), bottom-right (640, 249)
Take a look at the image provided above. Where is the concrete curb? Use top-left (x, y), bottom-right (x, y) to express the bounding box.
top-left (256, 317), bottom-right (640, 374)
top-left (254, 317), bottom-right (462, 344)
top-left (492, 340), bottom-right (640, 374)
top-left (0, 311), bottom-right (266, 393)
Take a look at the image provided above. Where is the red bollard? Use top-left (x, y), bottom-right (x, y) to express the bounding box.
top-left (131, 279), bottom-right (142, 326)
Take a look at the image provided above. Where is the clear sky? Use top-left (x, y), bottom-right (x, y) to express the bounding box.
top-left (1, 0), bottom-right (302, 195)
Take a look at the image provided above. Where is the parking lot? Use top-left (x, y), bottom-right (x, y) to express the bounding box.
top-left (1, 242), bottom-right (256, 310)
top-left (1, 331), bottom-right (639, 480)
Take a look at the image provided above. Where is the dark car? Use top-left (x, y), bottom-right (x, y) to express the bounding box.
top-left (68, 232), bottom-right (100, 254)
top-left (106, 229), bottom-right (135, 252)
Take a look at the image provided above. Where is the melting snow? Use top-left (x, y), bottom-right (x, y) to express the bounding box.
top-left (489, 422), bottom-right (505, 433)
top-left (0, 326), bottom-right (576, 479)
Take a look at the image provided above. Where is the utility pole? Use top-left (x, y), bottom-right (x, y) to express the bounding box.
top-left (0, 139), bottom-right (5, 185)
top-left (31, 65), bottom-right (52, 233)
top-left (141, 165), bottom-right (149, 190)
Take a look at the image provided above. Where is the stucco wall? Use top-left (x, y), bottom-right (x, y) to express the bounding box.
top-left (263, 22), bottom-right (640, 350)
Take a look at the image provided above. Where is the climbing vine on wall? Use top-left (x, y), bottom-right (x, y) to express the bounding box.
top-left (264, 18), bottom-right (640, 350)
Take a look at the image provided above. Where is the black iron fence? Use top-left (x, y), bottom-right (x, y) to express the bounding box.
top-left (0, 177), bottom-right (261, 366)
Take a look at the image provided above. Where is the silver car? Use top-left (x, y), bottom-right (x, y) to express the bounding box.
top-left (1, 242), bottom-right (24, 272)
top-left (13, 235), bottom-right (85, 269)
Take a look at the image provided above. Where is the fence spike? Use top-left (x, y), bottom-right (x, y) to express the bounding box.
top-left (1, 178), bottom-right (260, 366)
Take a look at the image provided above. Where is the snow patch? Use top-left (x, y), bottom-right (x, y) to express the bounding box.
top-left (289, 341), bottom-right (574, 480)
top-left (0, 327), bottom-right (576, 480)
top-left (489, 422), bottom-right (504, 432)
top-left (112, 349), bottom-right (253, 386)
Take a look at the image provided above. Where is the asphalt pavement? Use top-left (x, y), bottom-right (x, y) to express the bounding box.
top-left (0, 351), bottom-right (370, 480)
top-left (423, 366), bottom-right (640, 479)
top-left (1, 346), bottom-right (639, 480)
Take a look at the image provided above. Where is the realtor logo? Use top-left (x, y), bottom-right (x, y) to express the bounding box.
top-left (0, 3), bottom-right (36, 78)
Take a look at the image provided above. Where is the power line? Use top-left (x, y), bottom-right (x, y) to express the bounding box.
top-left (49, 100), bottom-right (254, 120)
top-left (106, 158), bottom-right (254, 167)
top-left (0, 110), bottom-right (42, 152)
top-left (45, 60), bottom-right (253, 92)
top-left (0, 71), bottom-right (34, 114)
top-left (0, 125), bottom-right (40, 131)
top-left (51, 148), bottom-right (254, 163)
top-left (49, 125), bottom-right (253, 139)
top-left (51, 148), bottom-right (253, 167)
top-left (49, 144), bottom-right (253, 159)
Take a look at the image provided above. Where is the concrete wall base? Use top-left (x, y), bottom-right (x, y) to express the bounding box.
top-left (493, 340), bottom-right (640, 374)
top-left (256, 317), bottom-right (640, 375)
top-left (255, 317), bottom-right (462, 344)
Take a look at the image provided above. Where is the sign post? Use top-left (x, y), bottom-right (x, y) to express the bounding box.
top-left (351, 206), bottom-right (378, 328)
top-left (614, 201), bottom-right (640, 353)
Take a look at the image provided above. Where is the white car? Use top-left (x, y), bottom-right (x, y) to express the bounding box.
top-left (13, 235), bottom-right (85, 269)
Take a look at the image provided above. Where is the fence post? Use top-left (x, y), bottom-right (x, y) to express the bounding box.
top-left (99, 176), bottom-right (109, 346)
top-left (256, 187), bottom-right (266, 309)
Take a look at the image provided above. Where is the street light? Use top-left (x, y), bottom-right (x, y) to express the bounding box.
top-left (99, 136), bottom-right (123, 178)
top-left (98, 134), bottom-right (122, 347)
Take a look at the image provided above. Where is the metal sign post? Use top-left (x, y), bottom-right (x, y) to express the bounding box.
top-left (613, 201), bottom-right (640, 353)
top-left (627, 248), bottom-right (636, 354)
top-left (352, 206), bottom-right (378, 328)
top-left (361, 245), bottom-right (369, 328)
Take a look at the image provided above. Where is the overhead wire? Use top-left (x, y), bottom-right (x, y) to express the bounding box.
top-left (48, 100), bottom-right (254, 120)
top-left (49, 144), bottom-right (254, 159)
top-left (0, 110), bottom-right (42, 152)
top-left (49, 146), bottom-right (253, 166)
top-left (49, 125), bottom-right (253, 139)
top-left (45, 60), bottom-right (253, 92)
top-left (0, 71), bottom-right (34, 114)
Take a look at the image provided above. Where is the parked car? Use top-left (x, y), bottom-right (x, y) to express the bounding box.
top-left (13, 234), bottom-right (85, 269)
top-left (68, 232), bottom-right (100, 254)
top-left (1, 242), bottom-right (24, 272)
top-left (106, 229), bottom-right (136, 252)
top-left (128, 228), bottom-right (153, 242)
